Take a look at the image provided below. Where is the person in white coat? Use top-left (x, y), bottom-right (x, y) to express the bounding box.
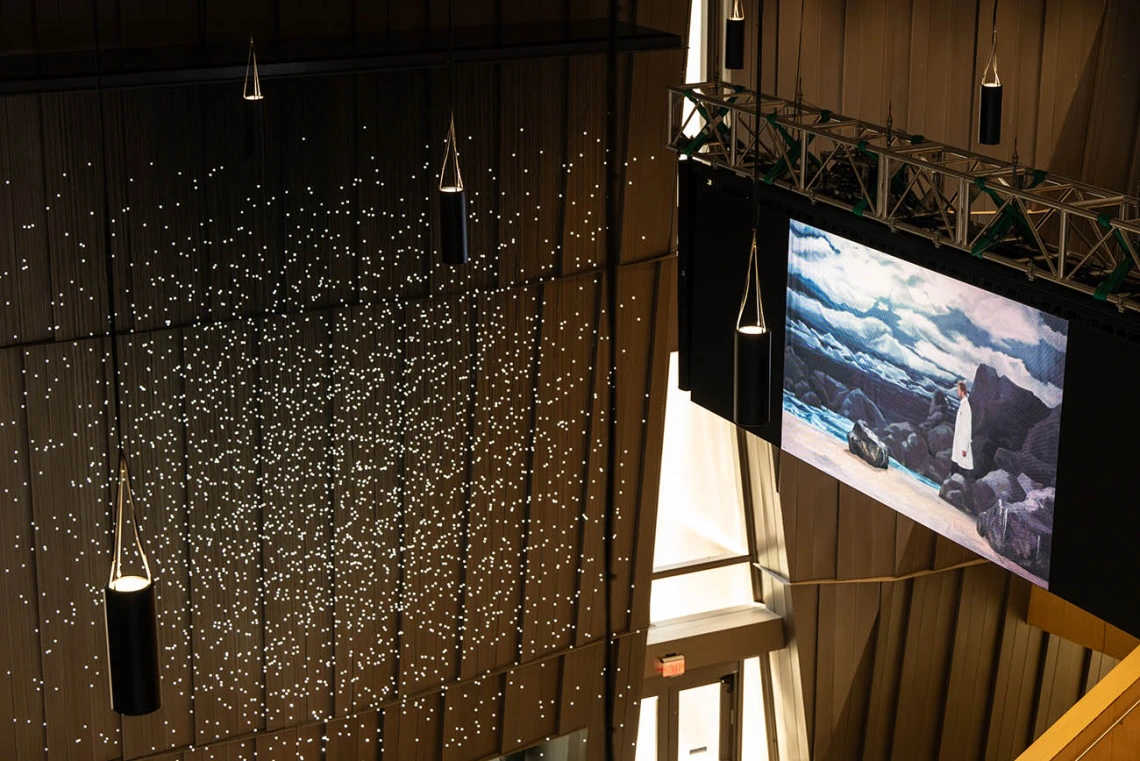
top-left (951, 379), bottom-right (974, 476)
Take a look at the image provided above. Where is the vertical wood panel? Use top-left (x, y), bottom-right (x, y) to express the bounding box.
top-left (0, 95), bottom-right (52, 346)
top-left (356, 72), bottom-right (430, 303)
top-left (41, 93), bottom-right (108, 342)
top-left (107, 88), bottom-right (208, 333)
top-left (332, 304), bottom-right (402, 714)
top-left (442, 674), bottom-right (503, 761)
top-left (462, 287), bottom-right (539, 677)
top-left (325, 710), bottom-right (380, 761)
top-left (25, 339), bottom-right (119, 761)
top-left (562, 56), bottom-right (607, 275)
top-left (985, 578), bottom-right (1048, 761)
top-left (185, 322), bottom-right (265, 744)
top-left (260, 312), bottom-right (335, 730)
top-left (499, 59), bottom-right (566, 285)
top-left (890, 571), bottom-right (961, 761)
top-left (0, 347), bottom-right (44, 760)
top-left (937, 563), bottom-right (1009, 761)
top-left (278, 78), bottom-right (356, 311)
top-left (401, 297), bottom-right (470, 694)
top-left (503, 659), bottom-right (562, 754)
top-left (521, 276), bottom-right (598, 659)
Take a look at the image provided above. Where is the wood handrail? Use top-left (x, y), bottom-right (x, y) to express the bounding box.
top-left (1016, 643), bottom-right (1140, 761)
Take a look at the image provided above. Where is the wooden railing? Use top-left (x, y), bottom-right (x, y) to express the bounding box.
top-left (1017, 644), bottom-right (1140, 761)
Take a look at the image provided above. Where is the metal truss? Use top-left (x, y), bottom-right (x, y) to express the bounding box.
top-left (668, 81), bottom-right (1140, 315)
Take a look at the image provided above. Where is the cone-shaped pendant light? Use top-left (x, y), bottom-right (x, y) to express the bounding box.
top-left (725, 0), bottom-right (745, 70)
top-left (439, 110), bottom-right (469, 265)
top-left (734, 230), bottom-right (771, 427)
top-left (104, 454), bottom-right (160, 716)
top-left (243, 37), bottom-right (266, 159)
top-left (979, 3), bottom-right (1002, 145)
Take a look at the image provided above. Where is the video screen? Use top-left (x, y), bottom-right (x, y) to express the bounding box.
top-left (782, 220), bottom-right (1068, 587)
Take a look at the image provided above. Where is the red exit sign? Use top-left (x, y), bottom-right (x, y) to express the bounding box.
top-left (656, 654), bottom-right (685, 678)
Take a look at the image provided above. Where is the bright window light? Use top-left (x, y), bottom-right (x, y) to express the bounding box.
top-left (654, 352), bottom-right (748, 570)
top-left (650, 562), bottom-right (754, 623)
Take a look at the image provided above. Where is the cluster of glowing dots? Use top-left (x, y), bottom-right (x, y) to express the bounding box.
top-left (0, 98), bottom-right (663, 759)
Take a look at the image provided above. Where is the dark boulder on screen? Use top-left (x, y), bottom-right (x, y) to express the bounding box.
top-left (840, 389), bottom-right (887, 432)
top-left (972, 469), bottom-right (1026, 513)
top-left (976, 498), bottom-right (1053, 580)
top-left (810, 371), bottom-right (847, 409)
top-left (921, 455), bottom-right (952, 485)
top-left (968, 364), bottom-right (1052, 477)
top-left (794, 380), bottom-right (813, 401)
top-left (848, 421), bottom-right (890, 469)
top-left (994, 448), bottom-right (1056, 491)
top-left (801, 391), bottom-right (823, 408)
top-left (939, 473), bottom-right (974, 513)
top-left (925, 423), bottom-right (954, 456)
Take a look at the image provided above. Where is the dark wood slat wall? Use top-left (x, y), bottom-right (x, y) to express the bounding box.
top-left (0, 4), bottom-right (685, 761)
top-left (24, 338), bottom-right (120, 761)
top-left (731, 0), bottom-right (1140, 196)
top-left (0, 347), bottom-right (44, 761)
top-left (331, 304), bottom-right (402, 715)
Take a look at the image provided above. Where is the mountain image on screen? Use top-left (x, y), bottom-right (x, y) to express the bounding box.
top-left (781, 220), bottom-right (1068, 587)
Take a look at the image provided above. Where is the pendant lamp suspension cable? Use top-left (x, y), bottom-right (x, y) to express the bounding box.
top-left (90, 0), bottom-right (127, 460)
top-left (794, 0), bottom-right (806, 115)
top-left (737, 0), bottom-right (767, 334)
top-left (243, 37), bottom-right (263, 100)
top-left (440, 0), bottom-right (464, 192)
top-left (91, 0), bottom-right (150, 585)
top-left (984, 0), bottom-right (1000, 86)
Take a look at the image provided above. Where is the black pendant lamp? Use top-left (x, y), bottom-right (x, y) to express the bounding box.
top-left (725, 0), bottom-right (745, 71)
top-left (104, 454), bottom-right (161, 715)
top-left (734, 230), bottom-right (772, 427)
top-left (439, 110), bottom-right (469, 265)
top-left (979, 1), bottom-right (1002, 145)
top-left (243, 37), bottom-right (266, 160)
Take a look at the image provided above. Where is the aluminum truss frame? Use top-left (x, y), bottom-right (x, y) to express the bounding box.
top-left (668, 81), bottom-right (1140, 315)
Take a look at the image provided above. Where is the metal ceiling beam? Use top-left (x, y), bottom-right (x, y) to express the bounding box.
top-left (668, 81), bottom-right (1140, 315)
top-left (0, 19), bottom-right (680, 94)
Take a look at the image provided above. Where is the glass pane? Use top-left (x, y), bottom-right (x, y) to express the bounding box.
top-left (634, 696), bottom-right (658, 761)
top-left (654, 352), bottom-right (748, 569)
top-left (682, 0), bottom-right (706, 137)
top-left (677, 682), bottom-right (721, 761)
top-left (650, 562), bottom-right (754, 623)
top-left (742, 657), bottom-right (770, 761)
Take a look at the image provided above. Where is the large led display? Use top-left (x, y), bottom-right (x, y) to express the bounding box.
top-left (782, 220), bottom-right (1068, 587)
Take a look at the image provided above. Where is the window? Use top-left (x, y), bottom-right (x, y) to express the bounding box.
top-left (650, 352), bottom-right (754, 623)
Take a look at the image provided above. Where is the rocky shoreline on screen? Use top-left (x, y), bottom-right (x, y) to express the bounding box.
top-left (785, 346), bottom-right (1058, 580)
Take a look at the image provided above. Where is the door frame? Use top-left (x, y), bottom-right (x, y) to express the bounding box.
top-left (642, 662), bottom-right (742, 761)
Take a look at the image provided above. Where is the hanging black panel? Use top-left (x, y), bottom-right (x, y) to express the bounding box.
top-left (734, 326), bottom-right (771, 427)
top-left (725, 18), bottom-right (745, 70)
top-left (979, 83), bottom-right (1003, 145)
top-left (440, 188), bottom-right (469, 265)
top-left (104, 579), bottom-right (161, 716)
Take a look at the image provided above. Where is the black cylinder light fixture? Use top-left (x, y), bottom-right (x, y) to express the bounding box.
top-left (734, 231), bottom-right (772, 427)
top-left (243, 37), bottom-right (266, 160)
top-left (725, 0), bottom-right (745, 71)
top-left (979, 2), bottom-right (1002, 145)
top-left (439, 111), bottom-right (469, 266)
top-left (104, 454), bottom-right (161, 716)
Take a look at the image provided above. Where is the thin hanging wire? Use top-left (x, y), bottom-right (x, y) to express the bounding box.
top-left (109, 455), bottom-right (153, 586)
top-left (739, 0), bottom-right (768, 334)
top-left (736, 231), bottom-right (767, 331)
top-left (794, 0), bottom-right (806, 115)
top-left (439, 0), bottom-right (464, 191)
top-left (91, 0), bottom-right (151, 579)
top-left (983, 0), bottom-right (1001, 86)
top-left (243, 37), bottom-right (264, 100)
